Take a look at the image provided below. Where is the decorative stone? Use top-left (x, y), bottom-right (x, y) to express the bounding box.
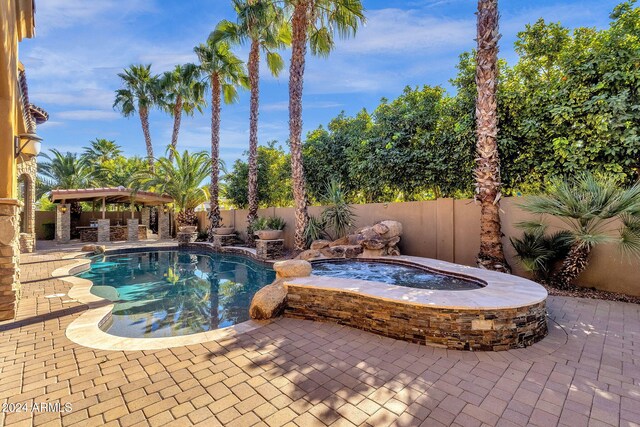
top-left (249, 282), bottom-right (287, 320)
top-left (379, 220), bottom-right (403, 238)
top-left (95, 246), bottom-right (106, 254)
top-left (372, 223), bottom-right (389, 235)
top-left (0, 200), bottom-right (19, 321)
top-left (158, 209), bottom-right (171, 239)
top-left (323, 245), bottom-right (363, 258)
top-left (329, 236), bottom-right (349, 247)
top-left (310, 240), bottom-right (331, 250)
top-left (177, 232), bottom-right (198, 245)
top-left (140, 207), bottom-right (151, 228)
top-left (81, 244), bottom-right (97, 252)
top-left (256, 239), bottom-right (284, 261)
top-left (273, 260), bottom-right (312, 279)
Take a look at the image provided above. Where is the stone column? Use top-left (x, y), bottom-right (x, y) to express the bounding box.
top-left (0, 199), bottom-right (21, 321)
top-left (55, 203), bottom-right (70, 243)
top-left (127, 219), bottom-right (139, 242)
top-left (158, 209), bottom-right (171, 239)
top-left (97, 219), bottom-right (110, 243)
top-left (140, 207), bottom-right (150, 228)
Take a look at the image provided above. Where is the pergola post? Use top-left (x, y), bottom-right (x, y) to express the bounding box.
top-left (101, 197), bottom-right (105, 219)
top-left (55, 203), bottom-right (70, 244)
top-left (158, 207), bottom-right (171, 240)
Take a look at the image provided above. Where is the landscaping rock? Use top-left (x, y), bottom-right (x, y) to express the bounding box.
top-left (329, 236), bottom-right (350, 247)
top-left (95, 246), bottom-right (106, 254)
top-left (372, 223), bottom-right (389, 235)
top-left (379, 220), bottom-right (403, 238)
top-left (81, 244), bottom-right (96, 252)
top-left (297, 249), bottom-right (322, 261)
top-left (273, 260), bottom-right (312, 279)
top-left (249, 281), bottom-right (286, 320)
top-left (310, 240), bottom-right (331, 250)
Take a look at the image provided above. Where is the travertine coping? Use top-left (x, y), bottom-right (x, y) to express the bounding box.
top-left (61, 245), bottom-right (269, 351)
top-left (288, 255), bottom-right (548, 310)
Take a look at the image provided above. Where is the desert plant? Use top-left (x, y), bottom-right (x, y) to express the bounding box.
top-left (321, 179), bottom-right (356, 240)
top-left (303, 215), bottom-right (327, 248)
top-left (518, 172), bottom-right (640, 289)
top-left (510, 231), bottom-right (573, 281)
top-left (266, 216), bottom-right (286, 230)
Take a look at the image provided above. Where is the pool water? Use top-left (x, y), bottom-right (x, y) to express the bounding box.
top-left (78, 250), bottom-right (275, 338)
top-left (312, 260), bottom-right (482, 291)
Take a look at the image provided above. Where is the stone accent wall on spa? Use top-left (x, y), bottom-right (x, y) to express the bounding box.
top-left (284, 285), bottom-right (548, 351)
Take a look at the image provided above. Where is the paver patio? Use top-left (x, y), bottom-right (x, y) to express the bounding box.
top-left (1, 249), bottom-right (639, 427)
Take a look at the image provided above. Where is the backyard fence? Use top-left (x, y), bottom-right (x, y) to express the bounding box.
top-left (192, 197), bottom-right (640, 296)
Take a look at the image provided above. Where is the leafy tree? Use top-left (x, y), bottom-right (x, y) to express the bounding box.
top-left (211, 0), bottom-right (289, 232)
top-left (97, 156), bottom-right (149, 188)
top-left (518, 172), bottom-right (640, 289)
top-left (223, 141), bottom-right (292, 209)
top-left (285, 0), bottom-right (365, 250)
top-left (159, 64), bottom-right (207, 160)
top-left (114, 64), bottom-right (161, 170)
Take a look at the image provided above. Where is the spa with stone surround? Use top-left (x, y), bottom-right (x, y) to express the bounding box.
top-left (261, 257), bottom-right (548, 351)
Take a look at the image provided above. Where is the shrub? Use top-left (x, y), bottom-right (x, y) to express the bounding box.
top-left (321, 179), bottom-right (356, 240)
top-left (304, 215), bottom-right (327, 247)
top-left (41, 223), bottom-right (55, 240)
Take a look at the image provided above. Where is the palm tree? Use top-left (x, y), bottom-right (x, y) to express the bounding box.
top-left (82, 138), bottom-right (122, 164)
top-left (114, 64), bottom-right (160, 170)
top-left (194, 38), bottom-right (249, 241)
top-left (39, 149), bottom-right (93, 191)
top-left (136, 148), bottom-right (211, 226)
top-left (211, 1), bottom-right (289, 240)
top-left (518, 172), bottom-right (640, 289)
top-left (39, 149), bottom-right (94, 237)
top-left (285, 0), bottom-right (365, 250)
top-left (474, 0), bottom-right (510, 272)
top-left (159, 64), bottom-right (207, 160)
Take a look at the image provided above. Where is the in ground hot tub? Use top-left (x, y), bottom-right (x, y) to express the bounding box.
top-left (282, 256), bottom-right (548, 351)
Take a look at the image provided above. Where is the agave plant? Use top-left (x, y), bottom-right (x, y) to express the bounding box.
top-left (321, 179), bottom-right (356, 240)
top-left (518, 172), bottom-right (640, 289)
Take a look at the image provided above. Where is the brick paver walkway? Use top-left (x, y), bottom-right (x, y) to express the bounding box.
top-left (1, 251), bottom-right (639, 427)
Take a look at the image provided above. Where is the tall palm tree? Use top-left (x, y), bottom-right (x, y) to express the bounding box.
top-left (114, 64), bottom-right (160, 171)
top-left (285, 0), bottom-right (365, 250)
top-left (136, 148), bottom-right (211, 226)
top-left (194, 39), bottom-right (249, 240)
top-left (159, 64), bottom-right (207, 160)
top-left (82, 138), bottom-right (122, 164)
top-left (518, 172), bottom-right (640, 289)
top-left (211, 1), bottom-right (289, 240)
top-left (474, 0), bottom-right (510, 273)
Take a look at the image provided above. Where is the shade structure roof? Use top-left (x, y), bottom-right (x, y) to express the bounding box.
top-left (50, 187), bottom-right (173, 206)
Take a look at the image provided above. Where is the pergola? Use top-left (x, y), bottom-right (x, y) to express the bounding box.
top-left (50, 187), bottom-right (174, 243)
top-left (51, 186), bottom-right (173, 216)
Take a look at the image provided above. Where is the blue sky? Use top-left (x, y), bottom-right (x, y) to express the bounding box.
top-left (22, 0), bottom-right (622, 168)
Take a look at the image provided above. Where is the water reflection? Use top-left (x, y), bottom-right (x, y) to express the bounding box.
top-left (80, 251), bottom-right (275, 338)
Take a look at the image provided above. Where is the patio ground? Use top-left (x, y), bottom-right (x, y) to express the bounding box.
top-left (1, 247), bottom-right (639, 427)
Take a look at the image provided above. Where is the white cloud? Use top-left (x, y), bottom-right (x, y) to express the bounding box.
top-left (56, 110), bottom-right (120, 120)
top-left (339, 9), bottom-right (474, 55)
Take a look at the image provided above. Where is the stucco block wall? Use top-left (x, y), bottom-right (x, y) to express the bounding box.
top-left (194, 197), bottom-right (640, 296)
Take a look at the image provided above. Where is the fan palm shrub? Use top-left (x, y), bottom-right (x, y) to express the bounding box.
top-left (510, 231), bottom-right (572, 281)
top-left (517, 172), bottom-right (640, 289)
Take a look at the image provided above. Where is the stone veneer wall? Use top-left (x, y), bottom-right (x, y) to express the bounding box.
top-left (158, 210), bottom-right (171, 239)
top-left (16, 158), bottom-right (36, 253)
top-left (256, 239), bottom-right (285, 260)
top-left (284, 285), bottom-right (548, 351)
top-left (127, 219), bottom-right (139, 242)
top-left (55, 204), bottom-right (70, 243)
top-left (0, 200), bottom-right (21, 321)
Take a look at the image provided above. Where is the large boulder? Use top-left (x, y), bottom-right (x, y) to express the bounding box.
top-left (81, 244), bottom-right (96, 252)
top-left (329, 236), bottom-right (350, 247)
top-left (296, 249), bottom-right (323, 261)
top-left (310, 240), bottom-right (331, 250)
top-left (379, 220), bottom-right (403, 238)
top-left (324, 245), bottom-right (363, 259)
top-left (249, 282), bottom-right (287, 320)
top-left (273, 260), bottom-right (312, 279)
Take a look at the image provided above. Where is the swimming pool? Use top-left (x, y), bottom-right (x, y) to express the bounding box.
top-left (311, 259), bottom-right (483, 290)
top-left (78, 250), bottom-right (275, 338)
